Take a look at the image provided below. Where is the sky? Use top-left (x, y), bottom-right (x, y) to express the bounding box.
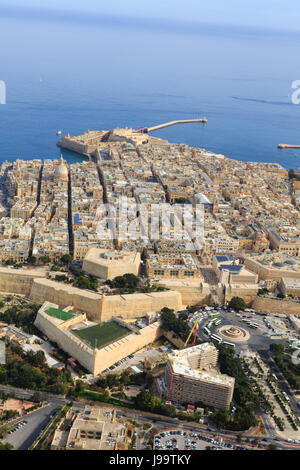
top-left (1, 0), bottom-right (300, 35)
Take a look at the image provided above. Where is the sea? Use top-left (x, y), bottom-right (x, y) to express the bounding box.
top-left (1, 9), bottom-right (300, 169)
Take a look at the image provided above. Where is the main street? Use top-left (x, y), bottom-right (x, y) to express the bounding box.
top-left (0, 383), bottom-right (299, 450)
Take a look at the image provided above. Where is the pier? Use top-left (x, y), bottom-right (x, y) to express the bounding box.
top-left (278, 144), bottom-right (300, 149)
top-left (146, 118), bottom-right (207, 133)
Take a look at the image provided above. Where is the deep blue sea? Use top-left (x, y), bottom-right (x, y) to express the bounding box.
top-left (1, 11), bottom-right (300, 169)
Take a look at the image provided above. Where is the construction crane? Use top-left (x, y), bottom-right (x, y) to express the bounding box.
top-left (184, 319), bottom-right (198, 348)
top-left (167, 320), bottom-right (199, 403)
top-left (166, 360), bottom-right (174, 404)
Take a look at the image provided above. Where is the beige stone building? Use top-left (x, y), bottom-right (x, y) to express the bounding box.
top-left (244, 254), bottom-right (300, 281)
top-left (82, 248), bottom-right (141, 280)
top-left (51, 406), bottom-right (132, 450)
top-left (279, 277), bottom-right (300, 297)
top-left (146, 253), bottom-right (202, 280)
top-left (34, 302), bottom-right (163, 375)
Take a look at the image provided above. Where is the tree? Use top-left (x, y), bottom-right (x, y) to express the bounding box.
top-left (211, 409), bottom-right (231, 428)
top-left (0, 426), bottom-right (9, 439)
top-left (26, 350), bottom-right (46, 368)
top-left (105, 273), bottom-right (140, 291)
top-left (270, 343), bottom-right (284, 355)
top-left (134, 390), bottom-right (162, 413)
top-left (228, 297), bottom-right (246, 311)
top-left (61, 254), bottom-right (73, 267)
top-left (75, 380), bottom-right (85, 392)
top-left (160, 404), bottom-right (177, 417)
top-left (30, 392), bottom-right (43, 403)
top-left (268, 443), bottom-right (278, 450)
top-left (0, 441), bottom-right (13, 450)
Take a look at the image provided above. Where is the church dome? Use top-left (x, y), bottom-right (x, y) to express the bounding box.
top-left (54, 155), bottom-right (68, 180)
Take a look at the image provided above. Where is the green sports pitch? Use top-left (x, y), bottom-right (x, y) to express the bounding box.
top-left (45, 307), bottom-right (75, 322)
top-left (72, 322), bottom-right (130, 349)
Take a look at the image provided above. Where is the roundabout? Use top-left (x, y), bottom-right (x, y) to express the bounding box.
top-left (217, 324), bottom-right (250, 343)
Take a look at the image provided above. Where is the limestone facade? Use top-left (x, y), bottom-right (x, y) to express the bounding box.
top-left (252, 297), bottom-right (300, 315)
top-left (34, 302), bottom-right (163, 376)
top-left (30, 278), bottom-right (182, 322)
top-left (82, 248), bottom-right (141, 280)
top-left (0, 267), bottom-right (47, 295)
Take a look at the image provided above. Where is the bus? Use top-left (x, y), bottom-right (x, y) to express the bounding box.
top-left (223, 341), bottom-right (235, 348)
top-left (204, 327), bottom-right (211, 336)
top-left (211, 335), bottom-right (222, 344)
top-left (242, 319), bottom-right (250, 324)
top-left (282, 392), bottom-right (290, 402)
top-left (211, 334), bottom-right (222, 342)
top-left (250, 322), bottom-right (259, 328)
top-left (249, 324), bottom-right (258, 329)
top-left (215, 320), bottom-right (221, 326)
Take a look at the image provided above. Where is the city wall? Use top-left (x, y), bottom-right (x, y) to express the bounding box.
top-left (30, 279), bottom-right (102, 320)
top-left (224, 284), bottom-right (259, 305)
top-left (162, 330), bottom-right (186, 349)
top-left (93, 322), bottom-right (163, 375)
top-left (0, 267), bottom-right (47, 295)
top-left (252, 297), bottom-right (300, 315)
top-left (100, 291), bottom-right (182, 322)
top-left (34, 310), bottom-right (96, 372)
top-left (35, 307), bottom-right (163, 375)
top-left (158, 280), bottom-right (211, 305)
top-left (30, 278), bottom-right (183, 322)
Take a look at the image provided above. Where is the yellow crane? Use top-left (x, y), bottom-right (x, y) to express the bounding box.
top-left (184, 319), bottom-right (198, 348)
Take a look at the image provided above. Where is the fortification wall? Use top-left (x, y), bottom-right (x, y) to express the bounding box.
top-left (100, 291), bottom-right (182, 322)
top-left (252, 297), bottom-right (300, 315)
top-left (34, 312), bottom-right (96, 372)
top-left (59, 313), bottom-right (86, 330)
top-left (30, 279), bottom-right (183, 322)
top-left (30, 279), bottom-right (102, 320)
top-left (35, 308), bottom-right (162, 375)
top-left (158, 281), bottom-right (211, 305)
top-left (0, 267), bottom-right (46, 295)
top-left (224, 284), bottom-right (258, 305)
top-left (93, 322), bottom-right (163, 375)
top-left (162, 330), bottom-right (186, 349)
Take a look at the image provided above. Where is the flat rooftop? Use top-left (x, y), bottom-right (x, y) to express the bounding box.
top-left (168, 343), bottom-right (234, 387)
top-left (45, 307), bottom-right (75, 322)
top-left (72, 321), bottom-right (130, 349)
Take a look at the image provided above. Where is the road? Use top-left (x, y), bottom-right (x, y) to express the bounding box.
top-left (258, 349), bottom-right (299, 416)
top-left (0, 384), bottom-right (299, 450)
